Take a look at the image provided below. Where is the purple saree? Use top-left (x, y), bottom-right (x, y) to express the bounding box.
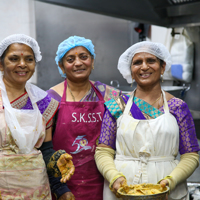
top-left (10, 92), bottom-right (59, 129)
top-left (99, 94), bottom-right (200, 154)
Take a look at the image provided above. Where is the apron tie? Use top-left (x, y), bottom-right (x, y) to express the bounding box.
top-left (139, 153), bottom-right (150, 164)
top-left (115, 154), bottom-right (175, 162)
top-left (115, 154), bottom-right (175, 184)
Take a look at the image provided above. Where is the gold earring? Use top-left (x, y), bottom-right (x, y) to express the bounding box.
top-left (92, 65), bottom-right (94, 70)
top-left (131, 78), bottom-right (134, 87)
top-left (161, 74), bottom-right (164, 82)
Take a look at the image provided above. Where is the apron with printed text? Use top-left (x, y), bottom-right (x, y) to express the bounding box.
top-left (103, 90), bottom-right (189, 200)
top-left (53, 80), bottom-right (104, 200)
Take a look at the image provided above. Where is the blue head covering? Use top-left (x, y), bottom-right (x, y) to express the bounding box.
top-left (55, 36), bottom-right (96, 78)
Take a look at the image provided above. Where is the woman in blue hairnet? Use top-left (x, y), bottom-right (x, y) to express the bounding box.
top-left (47, 36), bottom-right (121, 200)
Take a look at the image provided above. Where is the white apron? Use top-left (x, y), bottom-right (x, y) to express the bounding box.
top-left (0, 89), bottom-right (51, 199)
top-left (0, 73), bottom-right (47, 154)
top-left (103, 90), bottom-right (188, 200)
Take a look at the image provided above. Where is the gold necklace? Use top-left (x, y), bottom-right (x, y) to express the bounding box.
top-left (67, 83), bottom-right (91, 102)
top-left (68, 83), bottom-right (76, 101)
top-left (151, 93), bottom-right (162, 106)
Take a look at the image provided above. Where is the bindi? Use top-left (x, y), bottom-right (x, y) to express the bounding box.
top-left (21, 53), bottom-right (23, 56)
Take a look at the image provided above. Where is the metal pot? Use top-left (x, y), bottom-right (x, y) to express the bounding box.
top-left (117, 186), bottom-right (169, 200)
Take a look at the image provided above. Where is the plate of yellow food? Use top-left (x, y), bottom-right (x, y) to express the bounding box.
top-left (117, 182), bottom-right (169, 200)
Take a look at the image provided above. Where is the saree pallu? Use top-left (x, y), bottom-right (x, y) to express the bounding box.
top-left (0, 150), bottom-right (51, 200)
top-left (0, 89), bottom-right (59, 200)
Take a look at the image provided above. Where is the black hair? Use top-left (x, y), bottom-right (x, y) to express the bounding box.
top-left (158, 58), bottom-right (165, 69)
top-left (0, 46), bottom-right (10, 65)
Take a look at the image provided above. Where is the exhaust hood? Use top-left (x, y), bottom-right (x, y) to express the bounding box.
top-left (37, 0), bottom-right (200, 27)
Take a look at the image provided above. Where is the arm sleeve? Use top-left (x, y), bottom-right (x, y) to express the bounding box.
top-left (161, 152), bottom-right (199, 191)
top-left (94, 147), bottom-right (125, 189)
top-left (39, 141), bottom-right (56, 166)
top-left (39, 141), bottom-right (71, 199)
top-left (49, 175), bottom-right (71, 199)
top-left (98, 107), bottom-right (117, 150)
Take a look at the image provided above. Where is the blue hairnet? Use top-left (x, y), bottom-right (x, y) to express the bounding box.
top-left (55, 36), bottom-right (96, 78)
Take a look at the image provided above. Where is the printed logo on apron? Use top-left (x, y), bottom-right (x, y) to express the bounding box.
top-left (70, 135), bottom-right (92, 154)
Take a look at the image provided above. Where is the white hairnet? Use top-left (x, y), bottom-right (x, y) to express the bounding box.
top-left (118, 41), bottom-right (172, 84)
top-left (0, 34), bottom-right (42, 62)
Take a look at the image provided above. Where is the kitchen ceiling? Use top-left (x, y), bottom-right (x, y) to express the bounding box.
top-left (37, 0), bottom-right (200, 27)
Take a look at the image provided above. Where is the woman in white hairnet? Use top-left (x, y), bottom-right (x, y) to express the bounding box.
top-left (0, 34), bottom-right (74, 199)
top-left (95, 41), bottom-right (200, 200)
top-left (47, 36), bottom-right (121, 200)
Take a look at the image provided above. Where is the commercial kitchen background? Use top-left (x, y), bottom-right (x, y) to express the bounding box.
top-left (0, 0), bottom-right (199, 184)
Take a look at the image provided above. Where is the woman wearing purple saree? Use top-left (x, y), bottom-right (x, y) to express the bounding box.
top-left (47, 36), bottom-right (121, 200)
top-left (95, 41), bottom-right (200, 200)
top-left (0, 34), bottom-right (70, 199)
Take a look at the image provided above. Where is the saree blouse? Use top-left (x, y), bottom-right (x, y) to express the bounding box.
top-left (99, 94), bottom-right (200, 155)
top-left (10, 91), bottom-right (59, 129)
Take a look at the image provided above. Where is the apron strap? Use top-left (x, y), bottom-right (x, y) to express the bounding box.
top-left (61, 80), bottom-right (67, 103)
top-left (61, 80), bottom-right (105, 103)
top-left (89, 81), bottom-right (105, 102)
top-left (161, 89), bottom-right (170, 113)
top-left (0, 89), bottom-right (3, 109)
top-left (123, 89), bottom-right (135, 115)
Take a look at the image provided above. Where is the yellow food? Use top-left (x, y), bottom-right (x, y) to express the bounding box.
top-left (57, 153), bottom-right (75, 183)
top-left (118, 182), bottom-right (166, 196)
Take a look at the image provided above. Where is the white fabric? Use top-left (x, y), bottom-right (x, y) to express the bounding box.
top-left (103, 90), bottom-right (188, 200)
top-left (118, 41), bottom-right (172, 84)
top-left (0, 72), bottom-right (47, 154)
top-left (170, 28), bottom-right (194, 83)
top-left (0, 34), bottom-right (42, 62)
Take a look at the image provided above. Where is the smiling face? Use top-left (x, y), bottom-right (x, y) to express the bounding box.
top-left (59, 46), bottom-right (94, 83)
top-left (131, 52), bottom-right (166, 89)
top-left (0, 43), bottom-right (36, 87)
